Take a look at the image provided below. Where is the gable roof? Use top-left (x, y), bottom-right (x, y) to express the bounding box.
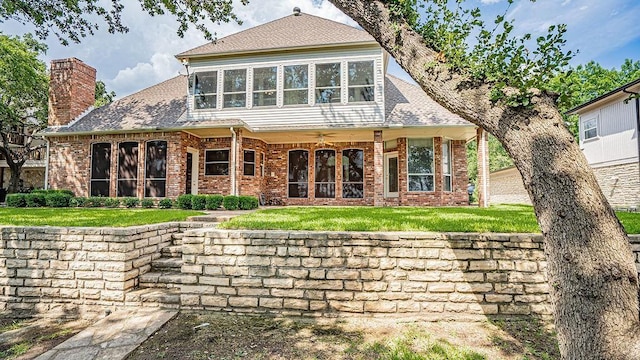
top-left (567, 77), bottom-right (640, 115)
top-left (384, 75), bottom-right (470, 126)
top-left (177, 13), bottom-right (376, 58)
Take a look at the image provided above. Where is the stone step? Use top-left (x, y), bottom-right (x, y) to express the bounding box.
top-left (171, 233), bottom-right (184, 245)
top-left (188, 215), bottom-right (230, 223)
top-left (161, 245), bottom-right (182, 257)
top-left (152, 257), bottom-right (182, 271)
top-left (125, 287), bottom-right (181, 307)
top-left (139, 271), bottom-right (197, 288)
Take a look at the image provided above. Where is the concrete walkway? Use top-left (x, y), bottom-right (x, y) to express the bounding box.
top-left (35, 308), bottom-right (177, 360)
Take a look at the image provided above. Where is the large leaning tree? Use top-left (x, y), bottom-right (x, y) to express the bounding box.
top-left (2, 0), bottom-right (639, 358)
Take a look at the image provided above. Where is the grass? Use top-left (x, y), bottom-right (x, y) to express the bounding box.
top-left (0, 208), bottom-right (205, 227)
top-left (220, 205), bottom-right (640, 233)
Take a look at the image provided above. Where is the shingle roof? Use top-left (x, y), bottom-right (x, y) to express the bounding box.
top-left (384, 75), bottom-right (470, 126)
top-left (43, 74), bottom-right (471, 136)
top-left (177, 13), bottom-right (376, 58)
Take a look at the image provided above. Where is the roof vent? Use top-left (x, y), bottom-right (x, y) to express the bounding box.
top-left (293, 7), bottom-right (301, 16)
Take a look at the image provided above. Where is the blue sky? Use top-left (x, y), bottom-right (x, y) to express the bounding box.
top-left (1, 0), bottom-right (638, 97)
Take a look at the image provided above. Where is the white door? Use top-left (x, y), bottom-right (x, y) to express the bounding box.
top-left (384, 153), bottom-right (399, 198)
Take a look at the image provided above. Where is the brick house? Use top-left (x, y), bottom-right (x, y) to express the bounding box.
top-left (42, 10), bottom-right (483, 206)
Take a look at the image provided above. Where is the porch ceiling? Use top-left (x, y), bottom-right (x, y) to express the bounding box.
top-left (184, 126), bottom-right (477, 144)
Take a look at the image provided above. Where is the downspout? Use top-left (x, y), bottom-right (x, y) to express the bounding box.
top-left (622, 87), bottom-right (640, 180)
top-left (44, 138), bottom-right (50, 190)
top-left (230, 127), bottom-right (237, 196)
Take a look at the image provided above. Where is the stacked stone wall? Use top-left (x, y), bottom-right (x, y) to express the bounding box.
top-left (0, 223), bottom-right (202, 317)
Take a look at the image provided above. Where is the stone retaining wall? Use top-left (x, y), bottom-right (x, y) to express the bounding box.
top-left (181, 230), bottom-right (640, 319)
top-left (0, 223), bottom-right (202, 317)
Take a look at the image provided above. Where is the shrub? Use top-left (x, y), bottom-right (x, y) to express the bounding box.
top-left (86, 197), bottom-right (106, 207)
top-left (176, 194), bottom-right (194, 210)
top-left (103, 198), bottom-right (121, 208)
top-left (32, 189), bottom-right (74, 197)
top-left (238, 196), bottom-right (259, 210)
top-left (69, 197), bottom-right (88, 207)
top-left (45, 192), bottom-right (72, 207)
top-left (223, 195), bottom-right (239, 210)
top-left (6, 194), bottom-right (26, 207)
top-left (205, 195), bottom-right (224, 210)
top-left (191, 195), bottom-right (207, 210)
top-left (25, 193), bottom-right (46, 207)
top-left (141, 198), bottom-right (155, 208)
top-left (158, 198), bottom-right (173, 209)
top-left (123, 197), bottom-right (140, 208)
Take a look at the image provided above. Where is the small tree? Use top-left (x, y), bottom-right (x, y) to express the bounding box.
top-left (0, 33), bottom-right (48, 193)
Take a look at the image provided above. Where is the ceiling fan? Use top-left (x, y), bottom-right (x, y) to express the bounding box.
top-left (316, 134), bottom-right (335, 147)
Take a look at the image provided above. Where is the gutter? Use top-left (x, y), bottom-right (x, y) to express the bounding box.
top-left (230, 127), bottom-right (237, 196)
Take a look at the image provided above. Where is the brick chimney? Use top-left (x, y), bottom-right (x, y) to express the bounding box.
top-left (48, 58), bottom-right (96, 126)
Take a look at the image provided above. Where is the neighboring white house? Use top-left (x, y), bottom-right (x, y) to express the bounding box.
top-left (567, 78), bottom-right (640, 208)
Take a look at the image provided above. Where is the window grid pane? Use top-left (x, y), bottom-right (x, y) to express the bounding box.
top-left (194, 71), bottom-right (217, 109)
top-left (288, 150), bottom-right (308, 198)
top-left (253, 67), bottom-right (277, 107)
top-left (244, 150), bottom-right (255, 176)
top-left (117, 142), bottom-right (138, 197)
top-left (205, 150), bottom-right (230, 175)
top-left (342, 149), bottom-right (364, 199)
top-left (223, 69), bottom-right (247, 108)
top-left (315, 63), bottom-right (341, 104)
top-left (442, 140), bottom-right (452, 192)
top-left (408, 138), bottom-right (434, 192)
top-left (348, 61), bottom-right (375, 102)
top-left (315, 149), bottom-right (335, 198)
top-left (284, 65), bottom-right (308, 105)
top-left (145, 141), bottom-right (167, 197)
top-left (90, 143), bottom-right (111, 197)
top-left (583, 118), bottom-right (598, 140)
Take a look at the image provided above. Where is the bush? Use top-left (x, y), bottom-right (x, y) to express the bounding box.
top-left (45, 192), bottom-right (72, 207)
top-left (176, 194), bottom-right (194, 210)
top-left (158, 198), bottom-right (173, 209)
top-left (141, 198), bottom-right (155, 208)
top-left (123, 197), bottom-right (139, 208)
top-left (191, 195), bottom-right (207, 210)
top-left (205, 195), bottom-right (224, 210)
top-left (6, 193), bottom-right (26, 207)
top-left (86, 197), bottom-right (106, 207)
top-left (69, 197), bottom-right (88, 207)
top-left (25, 193), bottom-right (46, 207)
top-left (103, 198), bottom-right (121, 208)
top-left (238, 196), bottom-right (259, 210)
top-left (32, 189), bottom-right (74, 197)
top-left (223, 195), bottom-right (239, 210)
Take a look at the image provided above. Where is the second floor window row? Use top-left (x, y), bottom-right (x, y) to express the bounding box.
top-left (193, 60), bottom-right (376, 110)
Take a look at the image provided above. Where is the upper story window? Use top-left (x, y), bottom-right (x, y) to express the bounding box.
top-left (283, 65), bottom-right (308, 105)
top-left (315, 63), bottom-right (341, 104)
top-left (253, 67), bottom-right (277, 107)
top-left (194, 71), bottom-right (217, 109)
top-left (407, 138), bottom-right (434, 192)
top-left (223, 69), bottom-right (247, 108)
top-left (348, 61), bottom-right (375, 102)
top-left (582, 117), bottom-right (598, 140)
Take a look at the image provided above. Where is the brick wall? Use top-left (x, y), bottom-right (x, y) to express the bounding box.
top-left (592, 162), bottom-right (640, 208)
top-left (0, 223), bottom-right (203, 317)
top-left (48, 58), bottom-right (96, 127)
top-left (178, 229), bottom-right (604, 319)
top-left (489, 167), bottom-right (532, 205)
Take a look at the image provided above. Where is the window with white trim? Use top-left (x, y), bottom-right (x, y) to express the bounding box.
top-left (348, 61), bottom-right (375, 102)
top-left (283, 65), bottom-right (308, 105)
top-left (315, 63), bottom-right (341, 104)
top-left (244, 150), bottom-right (255, 176)
top-left (194, 71), bottom-right (217, 109)
top-left (253, 67), bottom-right (277, 107)
top-left (442, 139), bottom-right (452, 192)
top-left (407, 138), bottom-right (434, 192)
top-left (582, 117), bottom-right (598, 140)
top-left (205, 149), bottom-right (230, 175)
top-left (223, 69), bottom-right (247, 108)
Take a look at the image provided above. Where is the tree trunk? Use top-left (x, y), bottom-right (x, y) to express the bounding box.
top-left (327, 1), bottom-right (640, 358)
top-left (7, 162), bottom-right (23, 193)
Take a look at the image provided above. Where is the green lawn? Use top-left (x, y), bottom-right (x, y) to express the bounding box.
top-left (220, 205), bottom-right (640, 234)
top-left (0, 208), bottom-right (205, 227)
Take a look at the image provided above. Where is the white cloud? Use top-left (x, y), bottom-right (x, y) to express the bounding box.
top-left (480, 0), bottom-right (502, 4)
top-left (108, 53), bottom-right (180, 96)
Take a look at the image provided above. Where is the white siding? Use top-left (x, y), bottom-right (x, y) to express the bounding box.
top-left (580, 99), bottom-right (638, 167)
top-left (185, 47), bottom-right (385, 130)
